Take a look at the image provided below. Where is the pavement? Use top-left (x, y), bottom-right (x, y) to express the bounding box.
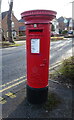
top-left (1, 61), bottom-right (73, 119)
top-left (2, 80), bottom-right (73, 119)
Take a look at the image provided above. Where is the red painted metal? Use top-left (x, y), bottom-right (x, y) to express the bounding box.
top-left (21, 10), bottom-right (57, 88)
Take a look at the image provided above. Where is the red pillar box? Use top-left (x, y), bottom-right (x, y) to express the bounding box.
top-left (21, 10), bottom-right (57, 104)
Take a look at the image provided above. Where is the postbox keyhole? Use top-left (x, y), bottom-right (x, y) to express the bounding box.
top-left (43, 59), bottom-right (47, 64)
top-left (40, 59), bottom-right (47, 67)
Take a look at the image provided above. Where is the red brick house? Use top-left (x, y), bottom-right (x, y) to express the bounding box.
top-left (57, 16), bottom-right (74, 32)
top-left (57, 17), bottom-right (67, 31)
top-left (2, 11), bottom-right (19, 40)
top-left (18, 19), bottom-right (26, 40)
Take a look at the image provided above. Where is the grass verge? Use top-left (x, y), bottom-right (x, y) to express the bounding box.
top-left (1, 41), bottom-right (24, 48)
top-left (51, 36), bottom-right (64, 41)
top-left (50, 56), bottom-right (74, 87)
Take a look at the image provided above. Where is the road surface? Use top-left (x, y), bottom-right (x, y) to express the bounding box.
top-left (0, 38), bottom-right (72, 95)
top-left (2, 38), bottom-right (72, 83)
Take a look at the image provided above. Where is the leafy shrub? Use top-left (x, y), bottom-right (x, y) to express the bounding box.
top-left (58, 56), bottom-right (74, 85)
top-left (51, 56), bottom-right (74, 87)
top-left (59, 56), bottom-right (74, 82)
top-left (62, 30), bottom-right (68, 35)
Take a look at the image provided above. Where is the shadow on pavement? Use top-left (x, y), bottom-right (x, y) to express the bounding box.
top-left (3, 81), bottom-right (72, 119)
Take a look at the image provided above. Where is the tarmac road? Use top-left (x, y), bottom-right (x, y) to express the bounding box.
top-left (2, 38), bottom-right (72, 85)
top-left (0, 38), bottom-right (72, 97)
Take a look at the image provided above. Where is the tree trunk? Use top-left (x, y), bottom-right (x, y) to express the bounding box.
top-left (7, 1), bottom-right (14, 43)
top-left (0, 0), bottom-right (2, 41)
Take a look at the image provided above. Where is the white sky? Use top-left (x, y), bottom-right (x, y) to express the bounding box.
top-left (1, 0), bottom-right (73, 20)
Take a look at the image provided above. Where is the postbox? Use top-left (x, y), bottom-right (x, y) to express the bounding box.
top-left (21, 10), bottom-right (57, 104)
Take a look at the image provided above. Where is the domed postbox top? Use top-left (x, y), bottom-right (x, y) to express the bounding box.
top-left (21, 9), bottom-right (57, 24)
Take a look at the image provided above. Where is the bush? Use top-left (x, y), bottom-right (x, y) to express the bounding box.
top-left (59, 56), bottom-right (74, 81)
top-left (51, 56), bottom-right (74, 87)
top-left (62, 30), bottom-right (68, 35)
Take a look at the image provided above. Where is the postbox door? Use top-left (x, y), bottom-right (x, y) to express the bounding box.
top-left (26, 24), bottom-right (50, 88)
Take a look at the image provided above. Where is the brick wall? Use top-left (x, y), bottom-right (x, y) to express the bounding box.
top-left (59, 22), bottom-right (65, 30)
top-left (19, 22), bottom-right (25, 27)
top-left (2, 13), bottom-right (19, 40)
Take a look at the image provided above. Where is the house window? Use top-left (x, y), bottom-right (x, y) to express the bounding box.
top-left (7, 32), bottom-right (8, 37)
top-left (12, 31), bottom-right (16, 38)
top-left (12, 22), bottom-right (14, 28)
top-left (7, 31), bottom-right (16, 38)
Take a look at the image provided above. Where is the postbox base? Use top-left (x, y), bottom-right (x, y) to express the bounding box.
top-left (27, 85), bottom-right (48, 104)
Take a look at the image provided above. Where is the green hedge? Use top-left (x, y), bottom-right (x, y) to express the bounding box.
top-left (51, 56), bottom-right (74, 87)
top-left (59, 56), bottom-right (74, 82)
top-left (62, 30), bottom-right (68, 35)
